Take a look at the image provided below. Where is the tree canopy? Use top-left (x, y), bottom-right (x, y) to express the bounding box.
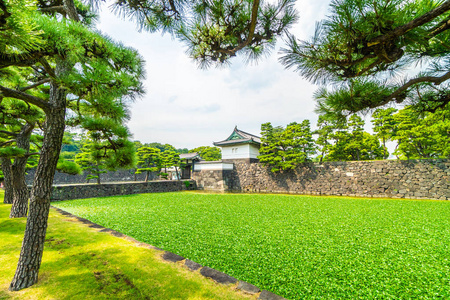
top-left (259, 120), bottom-right (315, 172)
top-left (89, 0), bottom-right (298, 66)
top-left (1, 0), bottom-right (144, 291)
top-left (280, 0), bottom-right (450, 116)
top-left (189, 146), bottom-right (221, 161)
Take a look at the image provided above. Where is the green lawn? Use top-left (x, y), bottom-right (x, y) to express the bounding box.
top-left (0, 193), bottom-right (252, 300)
top-left (53, 192), bottom-right (450, 299)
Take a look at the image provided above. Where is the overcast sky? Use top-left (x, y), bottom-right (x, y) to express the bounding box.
top-left (95, 0), bottom-right (332, 149)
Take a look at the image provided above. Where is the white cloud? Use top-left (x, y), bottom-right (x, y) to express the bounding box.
top-left (96, 1), bottom-right (333, 148)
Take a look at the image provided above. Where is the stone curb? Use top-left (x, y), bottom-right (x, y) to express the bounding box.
top-left (200, 266), bottom-right (237, 285)
top-left (51, 206), bottom-right (288, 299)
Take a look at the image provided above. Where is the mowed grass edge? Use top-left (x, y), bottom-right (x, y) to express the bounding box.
top-left (0, 190), bottom-right (254, 300)
top-left (53, 191), bottom-right (450, 299)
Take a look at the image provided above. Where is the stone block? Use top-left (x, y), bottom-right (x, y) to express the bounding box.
top-left (237, 281), bottom-right (261, 294)
top-left (185, 259), bottom-right (202, 271)
top-left (200, 266), bottom-right (237, 285)
top-left (162, 251), bottom-right (185, 263)
top-left (258, 290), bottom-right (287, 300)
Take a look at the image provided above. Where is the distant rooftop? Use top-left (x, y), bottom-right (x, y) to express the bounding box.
top-left (213, 126), bottom-right (261, 147)
top-left (179, 152), bottom-right (201, 160)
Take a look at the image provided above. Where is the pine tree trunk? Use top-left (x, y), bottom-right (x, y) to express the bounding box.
top-left (1, 158), bottom-right (13, 204)
top-left (175, 166), bottom-right (179, 181)
top-left (10, 123), bottom-right (33, 218)
top-left (1, 157), bottom-right (14, 204)
top-left (9, 77), bottom-right (66, 291)
top-left (145, 171), bottom-right (149, 182)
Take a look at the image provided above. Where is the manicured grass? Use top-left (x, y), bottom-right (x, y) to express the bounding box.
top-left (0, 197), bottom-right (252, 299)
top-left (53, 192), bottom-right (450, 299)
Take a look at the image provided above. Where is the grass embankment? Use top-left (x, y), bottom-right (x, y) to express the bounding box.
top-left (0, 191), bottom-right (252, 299)
top-left (54, 192), bottom-right (450, 299)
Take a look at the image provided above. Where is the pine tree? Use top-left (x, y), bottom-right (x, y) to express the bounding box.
top-left (258, 121), bottom-right (315, 173)
top-left (322, 115), bottom-right (384, 161)
top-left (161, 149), bottom-right (181, 179)
top-left (135, 146), bottom-right (162, 182)
top-left (391, 107), bottom-right (449, 159)
top-left (0, 95), bottom-right (44, 217)
top-left (314, 115), bottom-right (335, 163)
top-left (371, 108), bottom-right (398, 159)
top-left (1, 0), bottom-right (144, 290)
top-left (280, 0), bottom-right (450, 116)
top-left (90, 0), bottom-right (298, 66)
top-left (188, 146), bottom-right (221, 161)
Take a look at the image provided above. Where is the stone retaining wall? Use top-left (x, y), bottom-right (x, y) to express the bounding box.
top-left (193, 159), bottom-right (450, 200)
top-left (26, 168), bottom-right (157, 185)
top-left (50, 180), bottom-right (196, 201)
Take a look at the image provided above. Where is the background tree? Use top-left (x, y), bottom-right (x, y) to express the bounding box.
top-left (176, 147), bottom-right (188, 154)
top-left (258, 122), bottom-right (283, 172)
top-left (280, 0), bottom-right (450, 116)
top-left (314, 115), bottom-right (335, 163)
top-left (189, 146), bottom-right (221, 161)
top-left (74, 139), bottom-right (107, 184)
top-left (391, 107), bottom-right (449, 159)
top-left (75, 124), bottom-right (136, 184)
top-left (60, 132), bottom-right (82, 161)
top-left (135, 146), bottom-right (161, 182)
top-left (258, 121), bottom-right (315, 173)
top-left (319, 115), bottom-right (384, 161)
top-left (371, 108), bottom-right (398, 159)
top-left (161, 149), bottom-right (181, 179)
top-left (0, 95), bottom-right (44, 217)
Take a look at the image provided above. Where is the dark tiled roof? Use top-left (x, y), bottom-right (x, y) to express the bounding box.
top-left (213, 126), bottom-right (261, 146)
top-left (179, 152), bottom-right (200, 160)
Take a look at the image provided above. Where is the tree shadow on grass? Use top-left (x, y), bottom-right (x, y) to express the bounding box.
top-left (39, 244), bottom-right (241, 300)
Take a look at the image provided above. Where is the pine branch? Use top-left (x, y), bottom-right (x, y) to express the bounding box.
top-left (0, 0), bottom-right (11, 29)
top-left (0, 85), bottom-right (50, 111)
top-left (368, 0), bottom-right (450, 47)
top-left (429, 17), bottom-right (450, 37)
top-left (0, 139), bottom-right (15, 147)
top-left (0, 130), bottom-right (17, 137)
top-left (20, 78), bottom-right (51, 92)
top-left (215, 0), bottom-right (261, 56)
top-left (39, 6), bottom-right (66, 15)
top-left (39, 58), bottom-right (56, 78)
top-left (24, 152), bottom-right (40, 158)
top-left (388, 70), bottom-right (450, 103)
top-left (0, 51), bottom-right (52, 69)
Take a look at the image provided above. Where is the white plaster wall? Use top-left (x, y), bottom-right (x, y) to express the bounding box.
top-left (221, 144), bottom-right (260, 159)
top-left (193, 162), bottom-right (234, 171)
top-left (221, 144), bottom-right (251, 160)
top-left (249, 144), bottom-right (260, 159)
